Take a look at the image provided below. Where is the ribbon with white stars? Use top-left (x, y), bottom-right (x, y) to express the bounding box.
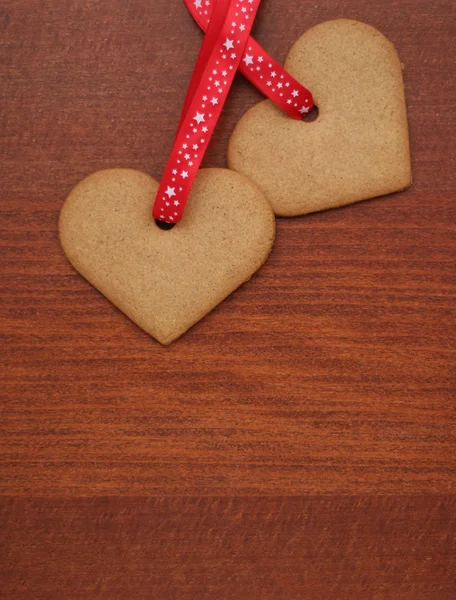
top-left (186, 0), bottom-right (314, 119)
top-left (154, 0), bottom-right (262, 224)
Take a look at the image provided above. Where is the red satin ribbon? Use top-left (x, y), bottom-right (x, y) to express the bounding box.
top-left (185, 0), bottom-right (314, 120)
top-left (153, 0), bottom-right (262, 223)
top-left (154, 0), bottom-right (313, 224)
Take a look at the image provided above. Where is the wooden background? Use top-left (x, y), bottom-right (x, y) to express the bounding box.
top-left (1, 0), bottom-right (455, 597)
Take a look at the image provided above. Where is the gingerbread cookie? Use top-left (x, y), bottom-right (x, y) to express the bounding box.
top-left (59, 168), bottom-right (275, 345)
top-left (228, 19), bottom-right (412, 216)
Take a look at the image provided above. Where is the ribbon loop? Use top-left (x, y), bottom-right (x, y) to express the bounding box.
top-left (153, 0), bottom-right (314, 224)
top-left (185, 0), bottom-right (314, 119)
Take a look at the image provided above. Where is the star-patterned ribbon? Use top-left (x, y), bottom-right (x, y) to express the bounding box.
top-left (185, 0), bottom-right (314, 120)
top-left (154, 0), bottom-right (314, 224)
top-left (154, 0), bottom-right (263, 224)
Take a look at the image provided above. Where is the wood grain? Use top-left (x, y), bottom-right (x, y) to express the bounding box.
top-left (1, 0), bottom-right (455, 597)
top-left (1, 496), bottom-right (455, 600)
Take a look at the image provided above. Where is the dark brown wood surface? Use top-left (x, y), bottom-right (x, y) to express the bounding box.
top-left (1, 0), bottom-right (455, 597)
top-left (1, 497), bottom-right (455, 599)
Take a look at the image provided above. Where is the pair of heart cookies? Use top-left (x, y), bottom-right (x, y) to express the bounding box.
top-left (59, 20), bottom-right (411, 345)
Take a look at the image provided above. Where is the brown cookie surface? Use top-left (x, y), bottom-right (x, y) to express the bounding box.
top-left (228, 19), bottom-right (412, 216)
top-left (59, 168), bottom-right (275, 345)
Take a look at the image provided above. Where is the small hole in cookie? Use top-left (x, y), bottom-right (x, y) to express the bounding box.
top-left (155, 219), bottom-right (176, 231)
top-left (302, 105), bottom-right (319, 123)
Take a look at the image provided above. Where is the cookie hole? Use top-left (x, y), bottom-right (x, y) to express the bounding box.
top-left (302, 105), bottom-right (319, 123)
top-left (155, 219), bottom-right (176, 231)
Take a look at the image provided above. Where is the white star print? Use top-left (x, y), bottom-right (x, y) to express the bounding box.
top-left (194, 112), bottom-right (205, 124)
top-left (157, 0), bottom-right (313, 225)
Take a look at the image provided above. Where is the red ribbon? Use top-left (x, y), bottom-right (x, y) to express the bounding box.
top-left (185, 0), bottom-right (314, 120)
top-left (153, 0), bottom-right (313, 224)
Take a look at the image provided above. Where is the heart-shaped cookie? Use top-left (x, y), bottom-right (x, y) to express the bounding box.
top-left (59, 168), bottom-right (275, 345)
top-left (228, 19), bottom-right (412, 216)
